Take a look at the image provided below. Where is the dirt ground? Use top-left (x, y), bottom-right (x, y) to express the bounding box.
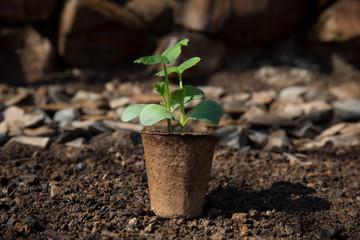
top-left (1, 42), bottom-right (360, 239)
top-left (1, 132), bottom-right (360, 239)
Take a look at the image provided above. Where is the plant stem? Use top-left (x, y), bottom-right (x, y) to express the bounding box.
top-left (163, 63), bottom-right (172, 133)
top-left (179, 73), bottom-right (185, 133)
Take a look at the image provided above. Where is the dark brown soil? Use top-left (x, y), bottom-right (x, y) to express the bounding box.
top-left (1, 135), bottom-right (359, 239)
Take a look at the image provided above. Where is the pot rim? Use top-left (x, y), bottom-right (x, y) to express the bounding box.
top-left (139, 130), bottom-right (216, 137)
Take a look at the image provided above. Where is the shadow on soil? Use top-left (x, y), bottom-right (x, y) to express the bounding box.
top-left (205, 181), bottom-right (330, 218)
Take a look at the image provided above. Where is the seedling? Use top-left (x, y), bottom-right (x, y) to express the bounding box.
top-left (121, 39), bottom-right (223, 133)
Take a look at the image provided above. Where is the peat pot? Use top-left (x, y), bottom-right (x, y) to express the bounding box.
top-left (140, 131), bottom-right (219, 218)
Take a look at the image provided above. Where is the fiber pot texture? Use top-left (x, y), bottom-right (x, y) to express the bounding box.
top-left (140, 131), bottom-right (219, 218)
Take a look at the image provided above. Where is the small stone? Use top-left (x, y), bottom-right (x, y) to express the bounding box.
top-left (66, 138), bottom-right (86, 147)
top-left (248, 130), bottom-right (268, 149)
top-left (4, 89), bottom-right (30, 106)
top-left (102, 120), bottom-right (144, 132)
top-left (231, 212), bottom-right (247, 223)
top-left (5, 136), bottom-right (50, 149)
top-left (23, 113), bottom-right (44, 128)
top-left (198, 86), bottom-right (225, 100)
top-left (340, 122), bottom-right (360, 136)
top-left (143, 223), bottom-right (155, 233)
top-left (210, 231), bottom-right (225, 240)
top-left (279, 86), bottom-right (308, 100)
top-left (270, 99), bottom-right (304, 120)
top-left (333, 99), bottom-right (360, 121)
top-left (316, 122), bottom-right (347, 140)
top-left (54, 108), bottom-right (80, 127)
top-left (335, 189), bottom-right (345, 197)
top-left (75, 162), bottom-right (86, 170)
top-left (50, 184), bottom-right (63, 200)
top-left (250, 90), bottom-right (277, 105)
top-left (130, 94), bottom-right (163, 104)
top-left (214, 125), bottom-right (247, 148)
top-left (330, 81), bottom-right (360, 100)
top-left (247, 114), bottom-right (293, 128)
top-left (19, 174), bottom-right (38, 186)
top-left (241, 105), bottom-right (267, 122)
top-left (72, 90), bottom-right (102, 102)
top-left (265, 130), bottom-right (292, 149)
top-left (322, 226), bottom-right (344, 238)
top-left (3, 106), bottom-right (25, 122)
top-left (290, 121), bottom-right (321, 139)
top-left (109, 97), bottom-right (130, 109)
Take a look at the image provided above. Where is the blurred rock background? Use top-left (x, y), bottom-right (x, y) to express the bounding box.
top-left (0, 0), bottom-right (360, 85)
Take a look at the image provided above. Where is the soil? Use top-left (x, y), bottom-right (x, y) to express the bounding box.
top-left (1, 136), bottom-right (360, 239)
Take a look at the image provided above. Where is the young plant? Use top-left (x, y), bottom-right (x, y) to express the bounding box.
top-left (121, 39), bottom-right (223, 133)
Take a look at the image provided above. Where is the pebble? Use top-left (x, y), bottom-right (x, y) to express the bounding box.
top-left (3, 106), bottom-right (25, 122)
top-left (109, 97), bottom-right (130, 109)
top-left (248, 130), bottom-right (268, 149)
top-left (265, 129), bottom-right (292, 149)
top-left (75, 162), bottom-right (86, 170)
top-left (333, 99), bottom-right (360, 121)
top-left (214, 125), bottom-right (247, 148)
top-left (322, 226), bottom-right (344, 238)
top-left (66, 137), bottom-right (86, 147)
top-left (279, 86), bottom-right (308, 100)
top-left (4, 136), bottom-right (50, 149)
top-left (23, 113), bottom-right (45, 128)
top-left (53, 108), bottom-right (80, 128)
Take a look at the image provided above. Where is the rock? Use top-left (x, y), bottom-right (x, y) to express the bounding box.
top-left (5, 136), bottom-right (50, 149)
top-left (247, 113), bottom-right (294, 128)
top-left (298, 100), bottom-right (333, 124)
top-left (315, 0), bottom-right (360, 42)
top-left (214, 125), bottom-right (247, 148)
top-left (247, 129), bottom-right (268, 149)
top-left (265, 130), bottom-right (291, 149)
top-left (290, 121), bottom-right (321, 139)
top-left (130, 94), bottom-right (163, 104)
top-left (0, 26), bottom-right (55, 85)
top-left (340, 122), bottom-right (360, 136)
top-left (4, 88), bottom-right (30, 106)
top-left (316, 122), bottom-right (347, 140)
top-left (19, 174), bottom-right (38, 186)
top-left (75, 162), bottom-right (86, 170)
top-left (58, 0), bottom-right (151, 67)
top-left (49, 182), bottom-right (63, 200)
top-left (176, 0), bottom-right (308, 45)
top-left (231, 212), bottom-right (247, 223)
top-left (255, 66), bottom-right (313, 88)
top-left (270, 99), bottom-right (304, 120)
top-left (241, 105), bottom-right (267, 122)
top-left (102, 121), bottom-right (144, 132)
top-left (126, 0), bottom-right (174, 33)
top-left (154, 34), bottom-right (226, 77)
top-left (303, 135), bottom-right (360, 148)
top-left (322, 226), bottom-right (345, 238)
top-left (0, 0), bottom-right (57, 24)
top-left (250, 90), bottom-right (277, 106)
top-left (279, 86), bottom-right (309, 100)
top-left (23, 113), bottom-right (45, 128)
top-left (198, 86), bottom-right (225, 100)
top-left (221, 98), bottom-right (247, 117)
top-left (330, 82), bottom-right (360, 100)
top-left (71, 90), bottom-right (103, 102)
top-left (53, 108), bottom-right (80, 128)
top-left (66, 137), bottom-right (86, 147)
top-left (3, 106), bottom-right (25, 122)
top-left (23, 126), bottom-right (55, 137)
top-left (109, 97), bottom-right (130, 109)
top-left (333, 99), bottom-right (360, 121)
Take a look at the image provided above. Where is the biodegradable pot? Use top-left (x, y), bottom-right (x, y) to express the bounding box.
top-left (140, 131), bottom-right (219, 218)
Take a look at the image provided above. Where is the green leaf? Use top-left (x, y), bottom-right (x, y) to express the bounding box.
top-left (161, 39), bottom-right (189, 64)
top-left (178, 57), bottom-right (201, 74)
top-left (153, 82), bottom-right (166, 97)
top-left (187, 100), bottom-right (223, 125)
top-left (171, 85), bottom-right (204, 105)
top-left (140, 104), bottom-right (177, 126)
top-left (155, 66), bottom-right (179, 77)
top-left (121, 104), bottom-right (147, 122)
top-left (170, 101), bottom-right (180, 112)
top-left (134, 55), bottom-right (168, 65)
